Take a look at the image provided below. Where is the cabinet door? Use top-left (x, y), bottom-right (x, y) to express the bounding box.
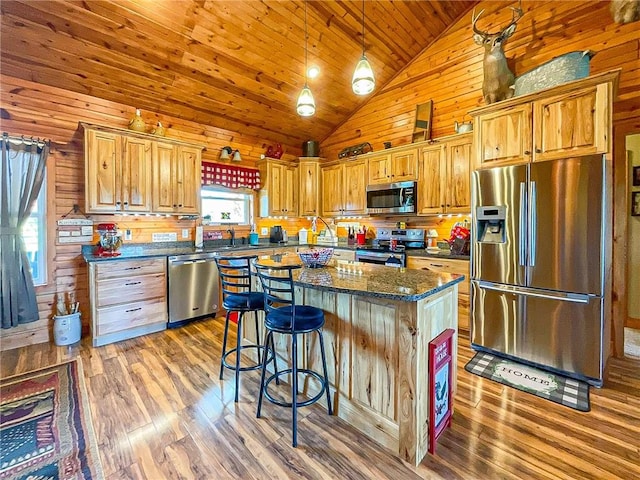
top-left (152, 142), bottom-right (176, 213)
top-left (367, 153), bottom-right (391, 185)
top-left (445, 136), bottom-right (472, 213)
top-left (533, 84), bottom-right (609, 162)
top-left (417, 144), bottom-right (445, 215)
top-left (85, 129), bottom-right (121, 213)
top-left (122, 136), bottom-right (152, 212)
top-left (299, 161), bottom-right (319, 216)
top-left (175, 145), bottom-right (201, 214)
top-left (474, 104), bottom-right (532, 168)
top-left (390, 148), bottom-right (417, 182)
top-left (321, 164), bottom-right (344, 216)
top-left (343, 159), bottom-right (367, 214)
top-left (270, 162), bottom-right (285, 215)
top-left (282, 165), bottom-right (298, 216)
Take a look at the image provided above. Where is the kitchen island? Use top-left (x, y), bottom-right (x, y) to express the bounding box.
top-left (247, 253), bottom-right (464, 466)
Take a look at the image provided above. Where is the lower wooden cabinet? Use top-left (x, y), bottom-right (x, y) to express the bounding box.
top-left (88, 257), bottom-right (167, 346)
top-left (406, 256), bottom-right (470, 331)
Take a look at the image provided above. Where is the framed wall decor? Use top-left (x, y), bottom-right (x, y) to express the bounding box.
top-left (412, 100), bottom-right (433, 143)
top-left (632, 191), bottom-right (640, 217)
top-left (633, 166), bottom-right (640, 187)
top-left (428, 328), bottom-right (455, 454)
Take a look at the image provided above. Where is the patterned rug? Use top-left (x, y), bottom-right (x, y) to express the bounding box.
top-left (0, 359), bottom-right (104, 480)
top-left (465, 351), bottom-right (590, 412)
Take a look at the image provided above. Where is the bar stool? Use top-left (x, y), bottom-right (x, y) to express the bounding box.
top-left (253, 260), bottom-right (332, 447)
top-left (215, 254), bottom-right (274, 402)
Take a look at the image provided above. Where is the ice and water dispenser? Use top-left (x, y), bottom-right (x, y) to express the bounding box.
top-left (476, 206), bottom-right (506, 243)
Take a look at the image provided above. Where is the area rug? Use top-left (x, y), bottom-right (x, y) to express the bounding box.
top-left (0, 359), bottom-right (104, 480)
top-left (465, 351), bottom-right (590, 412)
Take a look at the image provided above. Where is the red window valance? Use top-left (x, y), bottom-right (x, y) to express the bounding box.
top-left (201, 162), bottom-right (261, 190)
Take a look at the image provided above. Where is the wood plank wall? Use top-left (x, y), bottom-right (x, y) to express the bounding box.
top-left (0, 76), bottom-right (302, 350)
top-left (320, 0), bottom-right (640, 159)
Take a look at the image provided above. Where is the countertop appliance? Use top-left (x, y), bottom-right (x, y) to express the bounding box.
top-left (269, 225), bottom-right (284, 243)
top-left (355, 228), bottom-right (424, 267)
top-left (366, 181), bottom-right (416, 215)
top-left (167, 252), bottom-right (219, 328)
top-left (470, 156), bottom-right (609, 386)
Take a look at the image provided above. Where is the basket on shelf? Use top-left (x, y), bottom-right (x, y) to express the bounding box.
top-left (298, 248), bottom-right (334, 268)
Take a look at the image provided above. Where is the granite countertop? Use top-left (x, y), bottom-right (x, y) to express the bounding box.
top-left (82, 242), bottom-right (469, 262)
top-left (254, 253), bottom-right (464, 302)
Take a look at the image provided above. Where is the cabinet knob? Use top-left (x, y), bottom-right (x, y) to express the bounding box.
top-left (535, 148), bottom-right (541, 153)
top-left (173, 204), bottom-right (177, 208)
top-left (123, 201), bottom-right (129, 206)
top-left (495, 146), bottom-right (500, 151)
top-left (116, 201), bottom-right (121, 206)
top-left (178, 204), bottom-right (183, 208)
top-left (524, 150), bottom-right (531, 155)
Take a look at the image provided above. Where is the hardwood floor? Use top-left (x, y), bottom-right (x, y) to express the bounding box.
top-left (2, 317), bottom-right (639, 480)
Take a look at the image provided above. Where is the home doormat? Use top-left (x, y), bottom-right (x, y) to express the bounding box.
top-left (0, 359), bottom-right (104, 480)
top-left (464, 352), bottom-right (590, 412)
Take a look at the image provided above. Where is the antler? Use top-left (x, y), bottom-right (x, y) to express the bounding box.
top-left (472, 4), bottom-right (523, 37)
top-left (472, 9), bottom-right (487, 37)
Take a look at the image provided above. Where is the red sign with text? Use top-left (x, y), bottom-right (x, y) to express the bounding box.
top-left (428, 328), bottom-right (455, 454)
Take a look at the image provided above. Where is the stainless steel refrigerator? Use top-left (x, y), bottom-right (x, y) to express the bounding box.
top-left (470, 156), bottom-right (610, 386)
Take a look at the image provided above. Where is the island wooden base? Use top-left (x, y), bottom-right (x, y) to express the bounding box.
top-left (243, 283), bottom-right (459, 466)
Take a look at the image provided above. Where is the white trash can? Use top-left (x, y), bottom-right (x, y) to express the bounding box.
top-left (53, 312), bottom-right (82, 346)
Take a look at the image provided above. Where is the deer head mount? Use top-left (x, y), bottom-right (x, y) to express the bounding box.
top-left (473, 5), bottom-right (524, 104)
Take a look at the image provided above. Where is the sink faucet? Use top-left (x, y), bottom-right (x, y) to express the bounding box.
top-left (314, 216), bottom-right (338, 244)
top-left (227, 227), bottom-right (235, 246)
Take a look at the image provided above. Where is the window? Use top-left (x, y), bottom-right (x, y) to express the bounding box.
top-left (201, 187), bottom-right (253, 224)
top-left (21, 179), bottom-right (47, 286)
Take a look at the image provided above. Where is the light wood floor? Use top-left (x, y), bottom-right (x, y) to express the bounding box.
top-left (2, 317), bottom-right (639, 480)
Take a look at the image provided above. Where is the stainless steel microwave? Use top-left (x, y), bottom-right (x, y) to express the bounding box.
top-left (366, 181), bottom-right (416, 215)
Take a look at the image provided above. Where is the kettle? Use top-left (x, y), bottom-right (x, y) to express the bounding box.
top-left (454, 120), bottom-right (473, 133)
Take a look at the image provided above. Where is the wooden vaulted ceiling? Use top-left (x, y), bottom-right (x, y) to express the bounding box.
top-left (0, 0), bottom-right (477, 147)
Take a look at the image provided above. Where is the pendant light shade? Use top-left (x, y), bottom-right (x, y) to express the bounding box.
top-left (297, 83), bottom-right (316, 116)
top-left (352, 54), bottom-right (375, 95)
top-left (297, 1), bottom-right (316, 116)
top-left (352, 0), bottom-right (375, 95)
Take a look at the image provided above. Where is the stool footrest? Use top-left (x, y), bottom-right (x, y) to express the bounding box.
top-left (221, 344), bottom-right (272, 373)
top-left (263, 368), bottom-right (328, 408)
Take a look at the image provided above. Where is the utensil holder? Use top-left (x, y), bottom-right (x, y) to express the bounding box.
top-left (53, 312), bottom-right (81, 346)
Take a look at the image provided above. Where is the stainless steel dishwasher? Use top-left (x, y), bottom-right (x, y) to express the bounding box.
top-left (167, 252), bottom-right (219, 328)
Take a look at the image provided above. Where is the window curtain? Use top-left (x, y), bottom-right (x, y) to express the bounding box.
top-left (201, 162), bottom-right (261, 190)
top-left (1, 134), bottom-right (49, 329)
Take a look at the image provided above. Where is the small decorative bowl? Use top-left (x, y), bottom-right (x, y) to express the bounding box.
top-left (298, 248), bottom-right (333, 268)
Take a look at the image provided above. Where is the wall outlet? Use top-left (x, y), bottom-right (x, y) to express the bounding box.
top-left (124, 229), bottom-right (132, 241)
top-left (261, 227), bottom-right (268, 235)
top-left (182, 228), bottom-right (189, 239)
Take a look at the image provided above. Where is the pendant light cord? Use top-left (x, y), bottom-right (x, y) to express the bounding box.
top-left (304, 0), bottom-right (308, 80)
top-left (361, 0), bottom-right (365, 53)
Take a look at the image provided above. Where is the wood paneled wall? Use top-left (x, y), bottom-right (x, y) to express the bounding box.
top-left (0, 75), bottom-right (300, 349)
top-left (320, 0), bottom-right (640, 160)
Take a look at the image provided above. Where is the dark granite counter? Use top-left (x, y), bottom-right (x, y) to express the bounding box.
top-left (255, 253), bottom-right (464, 302)
top-left (82, 242), bottom-right (469, 263)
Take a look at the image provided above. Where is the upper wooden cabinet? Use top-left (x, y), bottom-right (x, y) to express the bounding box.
top-left (152, 143), bottom-right (202, 214)
top-left (82, 123), bottom-right (204, 215)
top-left (321, 158), bottom-right (367, 216)
top-left (367, 147), bottom-right (417, 185)
top-left (298, 158), bottom-right (320, 217)
top-left (470, 71), bottom-right (619, 169)
top-left (257, 158), bottom-right (298, 217)
top-left (418, 134), bottom-right (472, 215)
top-left (85, 128), bottom-right (152, 213)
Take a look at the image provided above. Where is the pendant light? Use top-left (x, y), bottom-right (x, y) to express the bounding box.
top-left (297, 0), bottom-right (316, 117)
top-left (352, 0), bottom-right (375, 95)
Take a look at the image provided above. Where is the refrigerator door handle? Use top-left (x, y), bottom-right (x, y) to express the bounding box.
top-left (529, 181), bottom-right (537, 267)
top-left (477, 281), bottom-right (592, 304)
top-left (519, 182), bottom-right (527, 266)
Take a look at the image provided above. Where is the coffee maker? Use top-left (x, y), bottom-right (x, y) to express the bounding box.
top-left (269, 225), bottom-right (284, 243)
